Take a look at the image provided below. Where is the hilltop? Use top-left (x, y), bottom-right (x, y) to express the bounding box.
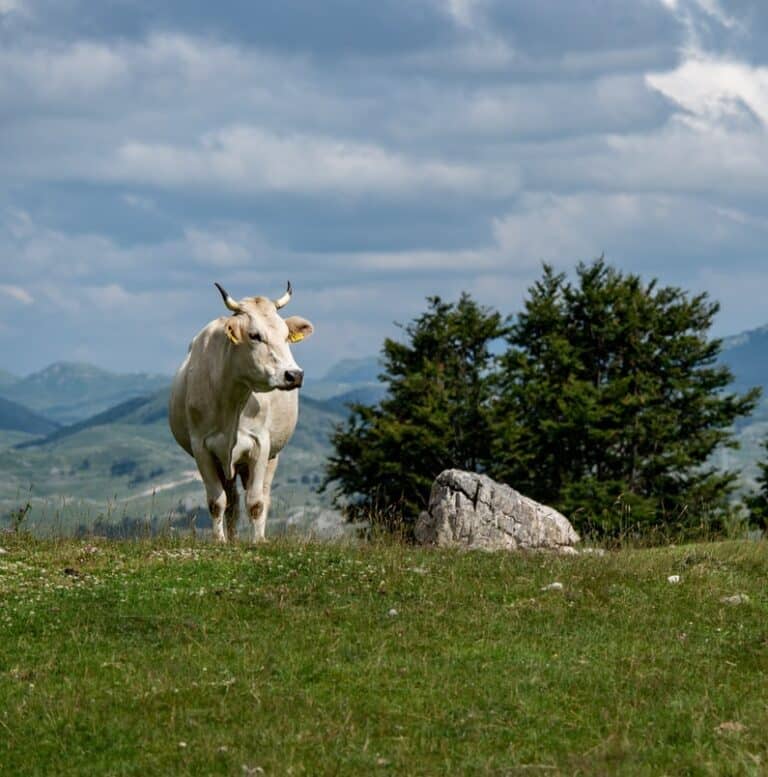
top-left (0, 396), bottom-right (60, 437)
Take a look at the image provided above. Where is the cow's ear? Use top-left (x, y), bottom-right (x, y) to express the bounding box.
top-left (285, 316), bottom-right (314, 344)
top-left (225, 318), bottom-right (244, 345)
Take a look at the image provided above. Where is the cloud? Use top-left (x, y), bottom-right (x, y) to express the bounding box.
top-left (2, 0), bottom-right (768, 376)
top-left (659, 0), bottom-right (741, 32)
top-left (0, 33), bottom-right (522, 198)
top-left (0, 209), bottom-right (279, 284)
top-left (0, 284), bottom-right (33, 304)
top-left (183, 225), bottom-right (267, 268)
top-left (352, 248), bottom-right (493, 272)
top-left (441, 0), bottom-right (485, 28)
top-left (0, 0), bottom-right (23, 14)
top-left (647, 53), bottom-right (768, 127)
top-left (106, 125), bottom-right (506, 198)
top-left (490, 191), bottom-right (768, 269)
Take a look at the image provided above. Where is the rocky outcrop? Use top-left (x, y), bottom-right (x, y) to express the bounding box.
top-left (415, 469), bottom-right (579, 552)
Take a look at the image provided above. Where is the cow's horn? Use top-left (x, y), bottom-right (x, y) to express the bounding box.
top-left (214, 282), bottom-right (242, 313)
top-left (274, 281), bottom-right (292, 310)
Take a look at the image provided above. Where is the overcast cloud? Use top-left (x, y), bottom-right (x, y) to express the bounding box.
top-left (1, 0), bottom-right (767, 376)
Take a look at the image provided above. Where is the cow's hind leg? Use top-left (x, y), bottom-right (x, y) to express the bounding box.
top-left (224, 477), bottom-right (240, 543)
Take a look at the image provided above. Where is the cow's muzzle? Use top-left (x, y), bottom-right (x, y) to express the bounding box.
top-left (283, 369), bottom-right (304, 389)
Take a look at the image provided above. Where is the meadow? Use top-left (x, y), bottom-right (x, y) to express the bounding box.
top-left (1, 535), bottom-right (766, 776)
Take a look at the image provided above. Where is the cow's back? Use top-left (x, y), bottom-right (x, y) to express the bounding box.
top-left (168, 351), bottom-right (193, 455)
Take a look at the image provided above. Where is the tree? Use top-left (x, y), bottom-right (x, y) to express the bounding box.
top-left (745, 438), bottom-right (768, 530)
top-left (323, 294), bottom-right (508, 532)
top-left (492, 258), bottom-right (760, 537)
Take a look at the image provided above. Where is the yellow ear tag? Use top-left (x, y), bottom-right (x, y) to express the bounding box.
top-left (288, 331), bottom-right (305, 344)
top-left (225, 324), bottom-right (240, 345)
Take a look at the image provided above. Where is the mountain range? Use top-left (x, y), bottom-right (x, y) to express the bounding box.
top-left (1, 324), bottom-right (767, 534)
top-left (0, 362), bottom-right (170, 425)
top-left (0, 358), bottom-right (381, 535)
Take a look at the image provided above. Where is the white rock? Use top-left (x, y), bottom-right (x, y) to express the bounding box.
top-left (0, 547), bottom-right (7, 555)
top-left (541, 582), bottom-right (564, 591)
top-left (667, 575), bottom-right (681, 584)
top-left (720, 594), bottom-right (749, 606)
top-left (415, 469), bottom-right (579, 552)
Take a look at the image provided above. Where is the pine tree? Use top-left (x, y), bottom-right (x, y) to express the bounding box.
top-left (323, 294), bottom-right (507, 532)
top-left (493, 258), bottom-right (760, 538)
top-left (745, 438), bottom-right (768, 530)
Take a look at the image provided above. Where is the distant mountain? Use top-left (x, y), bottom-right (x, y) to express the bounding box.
top-left (319, 385), bottom-right (387, 414)
top-left (16, 392), bottom-right (163, 449)
top-left (326, 357), bottom-right (381, 384)
top-left (0, 396), bottom-right (60, 436)
top-left (0, 369), bottom-right (17, 388)
top-left (0, 362), bottom-right (170, 425)
top-left (721, 325), bottom-right (768, 395)
top-left (304, 356), bottom-right (381, 401)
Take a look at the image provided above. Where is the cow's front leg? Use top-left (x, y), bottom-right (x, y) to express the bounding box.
top-left (245, 433), bottom-right (270, 543)
top-left (192, 441), bottom-right (227, 543)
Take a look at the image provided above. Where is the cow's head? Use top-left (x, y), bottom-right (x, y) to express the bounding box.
top-left (214, 282), bottom-right (314, 392)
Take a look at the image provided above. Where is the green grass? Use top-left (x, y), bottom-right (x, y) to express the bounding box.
top-left (1, 536), bottom-right (767, 775)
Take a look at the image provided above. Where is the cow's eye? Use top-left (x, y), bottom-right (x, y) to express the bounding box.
top-left (249, 332), bottom-right (264, 343)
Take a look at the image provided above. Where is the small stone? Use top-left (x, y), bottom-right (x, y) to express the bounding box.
top-left (0, 547), bottom-right (7, 554)
top-left (720, 594), bottom-right (749, 606)
top-left (178, 742), bottom-right (187, 748)
top-left (667, 575), bottom-right (681, 584)
top-left (387, 608), bottom-right (398, 617)
top-left (716, 721), bottom-right (747, 734)
top-left (541, 582), bottom-right (564, 591)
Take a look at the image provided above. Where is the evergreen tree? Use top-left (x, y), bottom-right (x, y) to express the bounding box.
top-left (323, 294), bottom-right (507, 532)
top-left (745, 438), bottom-right (768, 530)
top-left (493, 259), bottom-right (760, 538)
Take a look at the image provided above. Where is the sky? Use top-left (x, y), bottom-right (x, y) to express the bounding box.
top-left (1, 0), bottom-right (767, 378)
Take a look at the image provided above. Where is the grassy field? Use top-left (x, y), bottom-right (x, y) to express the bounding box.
top-left (1, 536), bottom-right (766, 776)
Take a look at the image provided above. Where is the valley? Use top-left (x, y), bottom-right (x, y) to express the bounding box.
top-left (1, 326), bottom-right (767, 536)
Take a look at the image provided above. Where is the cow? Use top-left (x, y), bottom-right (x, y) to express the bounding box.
top-left (168, 282), bottom-right (314, 543)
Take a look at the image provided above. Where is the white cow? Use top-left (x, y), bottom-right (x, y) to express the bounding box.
top-left (169, 282), bottom-right (314, 542)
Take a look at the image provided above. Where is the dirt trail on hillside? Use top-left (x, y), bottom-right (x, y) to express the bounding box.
top-left (130, 470), bottom-right (202, 499)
